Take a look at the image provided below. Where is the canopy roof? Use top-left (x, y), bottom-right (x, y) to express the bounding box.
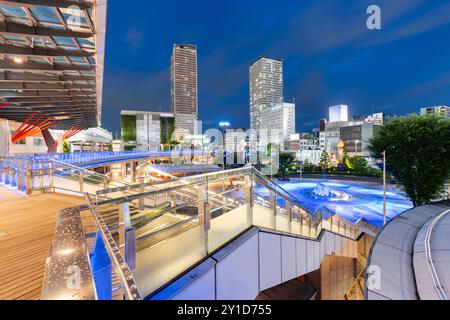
top-left (0, 0), bottom-right (107, 129)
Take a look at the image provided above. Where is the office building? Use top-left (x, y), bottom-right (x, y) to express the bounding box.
top-left (364, 112), bottom-right (385, 124)
top-left (224, 127), bottom-right (246, 150)
top-left (249, 57), bottom-right (284, 130)
top-left (171, 44), bottom-right (198, 138)
top-left (329, 105), bottom-right (348, 122)
top-left (340, 123), bottom-right (380, 155)
top-left (121, 110), bottom-right (175, 150)
top-left (297, 149), bottom-right (323, 164)
top-left (289, 133), bottom-right (317, 152)
top-left (420, 105), bottom-right (450, 118)
top-left (260, 102), bottom-right (295, 148)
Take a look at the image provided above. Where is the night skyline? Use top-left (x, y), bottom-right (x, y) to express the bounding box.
top-left (102, 0), bottom-right (450, 136)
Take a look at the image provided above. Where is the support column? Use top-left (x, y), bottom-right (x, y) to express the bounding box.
top-left (269, 190), bottom-right (276, 229)
top-left (25, 162), bottom-right (31, 194)
top-left (198, 185), bottom-right (211, 255)
top-left (121, 163), bottom-right (126, 180)
top-left (285, 200), bottom-right (292, 234)
top-left (118, 202), bottom-right (132, 257)
top-left (130, 161), bottom-right (136, 183)
top-left (41, 128), bottom-right (57, 154)
top-left (244, 174), bottom-right (253, 226)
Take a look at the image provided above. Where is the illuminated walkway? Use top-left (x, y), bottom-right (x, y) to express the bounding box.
top-left (0, 186), bottom-right (84, 300)
top-left (366, 200), bottom-right (450, 300)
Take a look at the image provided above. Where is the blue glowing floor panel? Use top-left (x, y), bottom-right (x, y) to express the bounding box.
top-left (254, 179), bottom-right (413, 227)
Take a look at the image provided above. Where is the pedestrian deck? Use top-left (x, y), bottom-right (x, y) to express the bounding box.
top-left (0, 186), bottom-right (84, 300)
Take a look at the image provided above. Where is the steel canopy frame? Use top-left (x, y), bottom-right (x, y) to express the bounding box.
top-left (0, 0), bottom-right (107, 130)
top-left (11, 111), bottom-right (59, 142)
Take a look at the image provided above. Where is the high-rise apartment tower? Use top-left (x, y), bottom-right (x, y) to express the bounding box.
top-left (249, 57), bottom-right (284, 130)
top-left (171, 44), bottom-right (198, 138)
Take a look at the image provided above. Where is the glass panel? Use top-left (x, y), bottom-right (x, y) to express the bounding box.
top-left (53, 36), bottom-right (76, 46)
top-left (69, 56), bottom-right (86, 63)
top-left (0, 5), bottom-right (27, 18)
top-left (78, 38), bottom-right (95, 48)
top-left (30, 6), bottom-right (60, 24)
top-left (3, 35), bottom-right (23, 41)
top-left (40, 22), bottom-right (65, 30)
top-left (60, 8), bottom-right (88, 28)
top-left (135, 225), bottom-right (204, 296)
top-left (209, 204), bottom-right (250, 252)
top-left (253, 204), bottom-right (274, 229)
top-left (291, 220), bottom-right (301, 235)
top-left (276, 214), bottom-right (290, 233)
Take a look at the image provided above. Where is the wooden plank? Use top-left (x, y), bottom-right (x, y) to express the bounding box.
top-left (0, 187), bottom-right (84, 300)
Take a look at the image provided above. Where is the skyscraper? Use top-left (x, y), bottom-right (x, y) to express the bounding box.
top-left (249, 57), bottom-right (284, 130)
top-left (171, 44), bottom-right (198, 139)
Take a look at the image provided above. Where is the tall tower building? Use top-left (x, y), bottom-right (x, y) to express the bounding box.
top-left (171, 44), bottom-right (198, 139)
top-left (249, 57), bottom-right (284, 130)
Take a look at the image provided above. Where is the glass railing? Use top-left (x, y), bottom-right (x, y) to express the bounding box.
top-left (0, 156), bottom-right (131, 196)
top-left (42, 165), bottom-right (379, 300)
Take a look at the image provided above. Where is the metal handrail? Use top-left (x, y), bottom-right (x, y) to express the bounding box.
top-left (251, 168), bottom-right (317, 218)
top-left (51, 159), bottom-right (132, 187)
top-left (84, 194), bottom-right (142, 300)
top-left (96, 166), bottom-right (251, 195)
top-left (136, 215), bottom-right (197, 243)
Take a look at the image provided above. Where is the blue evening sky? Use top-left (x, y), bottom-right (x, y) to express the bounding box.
top-left (101, 0), bottom-right (450, 136)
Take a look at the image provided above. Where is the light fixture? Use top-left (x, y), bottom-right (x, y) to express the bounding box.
top-left (13, 56), bottom-right (24, 64)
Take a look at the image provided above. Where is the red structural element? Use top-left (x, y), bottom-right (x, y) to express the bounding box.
top-left (12, 113), bottom-right (59, 143)
top-left (0, 103), bottom-right (12, 108)
top-left (62, 126), bottom-right (82, 140)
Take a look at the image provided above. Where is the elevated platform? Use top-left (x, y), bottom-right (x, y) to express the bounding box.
top-left (366, 200), bottom-right (450, 300)
top-left (0, 186), bottom-right (84, 300)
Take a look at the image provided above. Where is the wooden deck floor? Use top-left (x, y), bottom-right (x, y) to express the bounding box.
top-left (0, 186), bottom-right (84, 300)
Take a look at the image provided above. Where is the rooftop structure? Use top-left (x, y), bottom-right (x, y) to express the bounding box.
top-left (329, 105), bottom-right (348, 123)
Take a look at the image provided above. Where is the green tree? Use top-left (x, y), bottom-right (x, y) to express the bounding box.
top-left (278, 152), bottom-right (296, 179)
top-left (266, 143), bottom-right (279, 157)
top-left (303, 159), bottom-right (318, 173)
top-left (369, 114), bottom-right (450, 207)
top-left (345, 154), bottom-right (381, 176)
top-left (319, 150), bottom-right (333, 173)
top-left (345, 155), bottom-right (368, 174)
top-left (62, 140), bottom-right (70, 153)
